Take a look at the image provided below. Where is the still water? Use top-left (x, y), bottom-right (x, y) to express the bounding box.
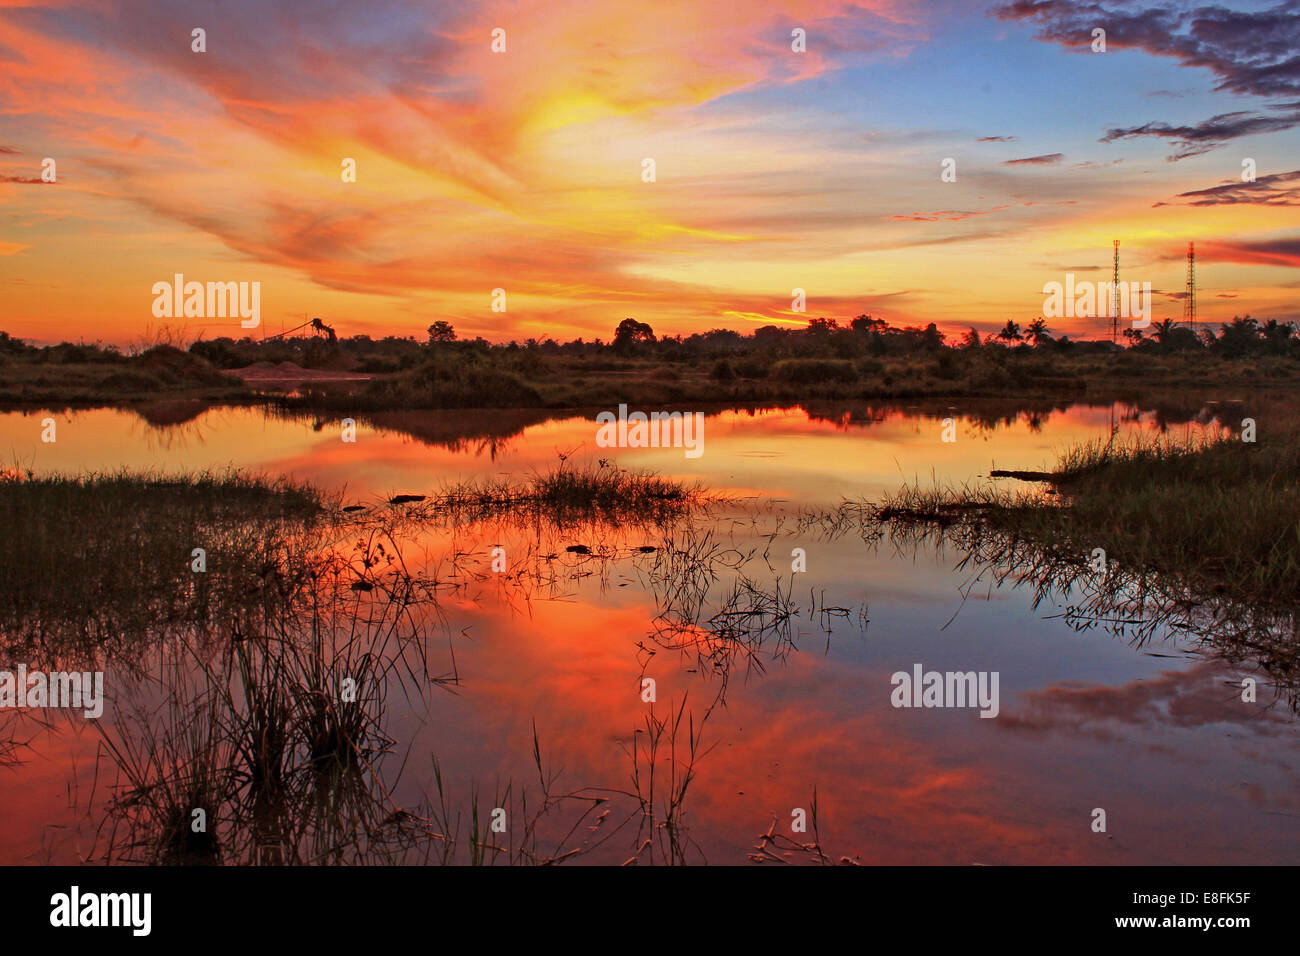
top-left (1, 398), bottom-right (1295, 864)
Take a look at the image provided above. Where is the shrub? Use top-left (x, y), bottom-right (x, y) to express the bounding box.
top-left (771, 358), bottom-right (857, 384)
top-left (934, 352), bottom-right (959, 379)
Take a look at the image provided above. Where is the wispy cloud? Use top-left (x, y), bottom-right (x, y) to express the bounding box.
top-left (1101, 106), bottom-right (1300, 161)
top-left (1155, 169), bottom-right (1300, 207)
top-left (1002, 153), bottom-right (1064, 166)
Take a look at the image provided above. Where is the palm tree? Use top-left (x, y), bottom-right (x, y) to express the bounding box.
top-left (1151, 318), bottom-right (1174, 345)
top-left (1026, 317), bottom-right (1051, 347)
top-left (996, 319), bottom-right (1023, 345)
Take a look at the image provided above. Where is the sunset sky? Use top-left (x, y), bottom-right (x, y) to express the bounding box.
top-left (1, 0), bottom-right (1297, 346)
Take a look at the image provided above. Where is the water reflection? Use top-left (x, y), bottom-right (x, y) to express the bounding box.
top-left (840, 505), bottom-right (1300, 714)
top-left (0, 397), bottom-right (1296, 864)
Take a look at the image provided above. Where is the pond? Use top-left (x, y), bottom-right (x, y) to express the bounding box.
top-left (0, 397), bottom-right (1295, 864)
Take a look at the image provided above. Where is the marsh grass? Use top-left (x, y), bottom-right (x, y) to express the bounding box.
top-left (0, 469), bottom-right (334, 667)
top-left (386, 463), bottom-right (708, 527)
top-left (829, 408), bottom-right (1300, 709)
top-left (96, 653), bottom-right (237, 864)
top-left (749, 787), bottom-right (853, 865)
top-left (423, 697), bottom-right (714, 866)
top-left (622, 697), bottom-right (710, 865)
top-left (0, 466), bottom-right (326, 514)
top-left (0, 469), bottom-right (474, 863)
top-left (10, 464), bottom-right (856, 863)
top-left (866, 406), bottom-right (1300, 611)
top-left (91, 522), bottom-right (460, 865)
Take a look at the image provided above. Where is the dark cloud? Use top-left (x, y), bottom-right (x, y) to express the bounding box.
top-left (1214, 237), bottom-right (1300, 267)
top-left (1003, 153), bottom-right (1064, 165)
top-left (995, 1), bottom-right (1300, 98)
top-left (0, 146), bottom-right (19, 154)
top-left (1101, 106), bottom-right (1300, 160)
top-left (997, 2), bottom-right (1300, 160)
top-left (976, 135), bottom-right (1018, 142)
top-left (0, 175), bottom-right (48, 184)
top-left (1154, 169), bottom-right (1300, 206)
top-left (1157, 237), bottom-right (1300, 268)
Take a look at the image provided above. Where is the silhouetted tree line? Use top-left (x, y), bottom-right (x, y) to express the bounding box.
top-left (1, 313), bottom-right (1296, 371)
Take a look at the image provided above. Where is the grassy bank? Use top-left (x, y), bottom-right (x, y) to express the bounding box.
top-left (0, 345), bottom-right (251, 405)
top-left (288, 347), bottom-right (1300, 412)
top-left (7, 323), bottom-right (1300, 411)
top-left (869, 408), bottom-right (1300, 611)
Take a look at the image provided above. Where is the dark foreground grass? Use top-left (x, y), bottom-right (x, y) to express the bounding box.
top-left (871, 409), bottom-right (1300, 610)
top-left (0, 469), bottom-right (331, 656)
top-left (0, 469), bottom-right (327, 544)
top-left (0, 463), bottom-right (705, 658)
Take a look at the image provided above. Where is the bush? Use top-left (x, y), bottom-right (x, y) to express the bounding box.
top-left (731, 358), bottom-right (769, 379)
top-left (363, 356), bottom-right (544, 408)
top-left (53, 343), bottom-right (101, 364)
top-left (188, 340), bottom-right (242, 369)
top-left (356, 357), bottom-right (399, 374)
top-left (771, 358), bottom-right (857, 384)
top-left (101, 370), bottom-right (165, 391)
top-left (0, 331), bottom-right (30, 354)
top-left (710, 360), bottom-right (735, 381)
